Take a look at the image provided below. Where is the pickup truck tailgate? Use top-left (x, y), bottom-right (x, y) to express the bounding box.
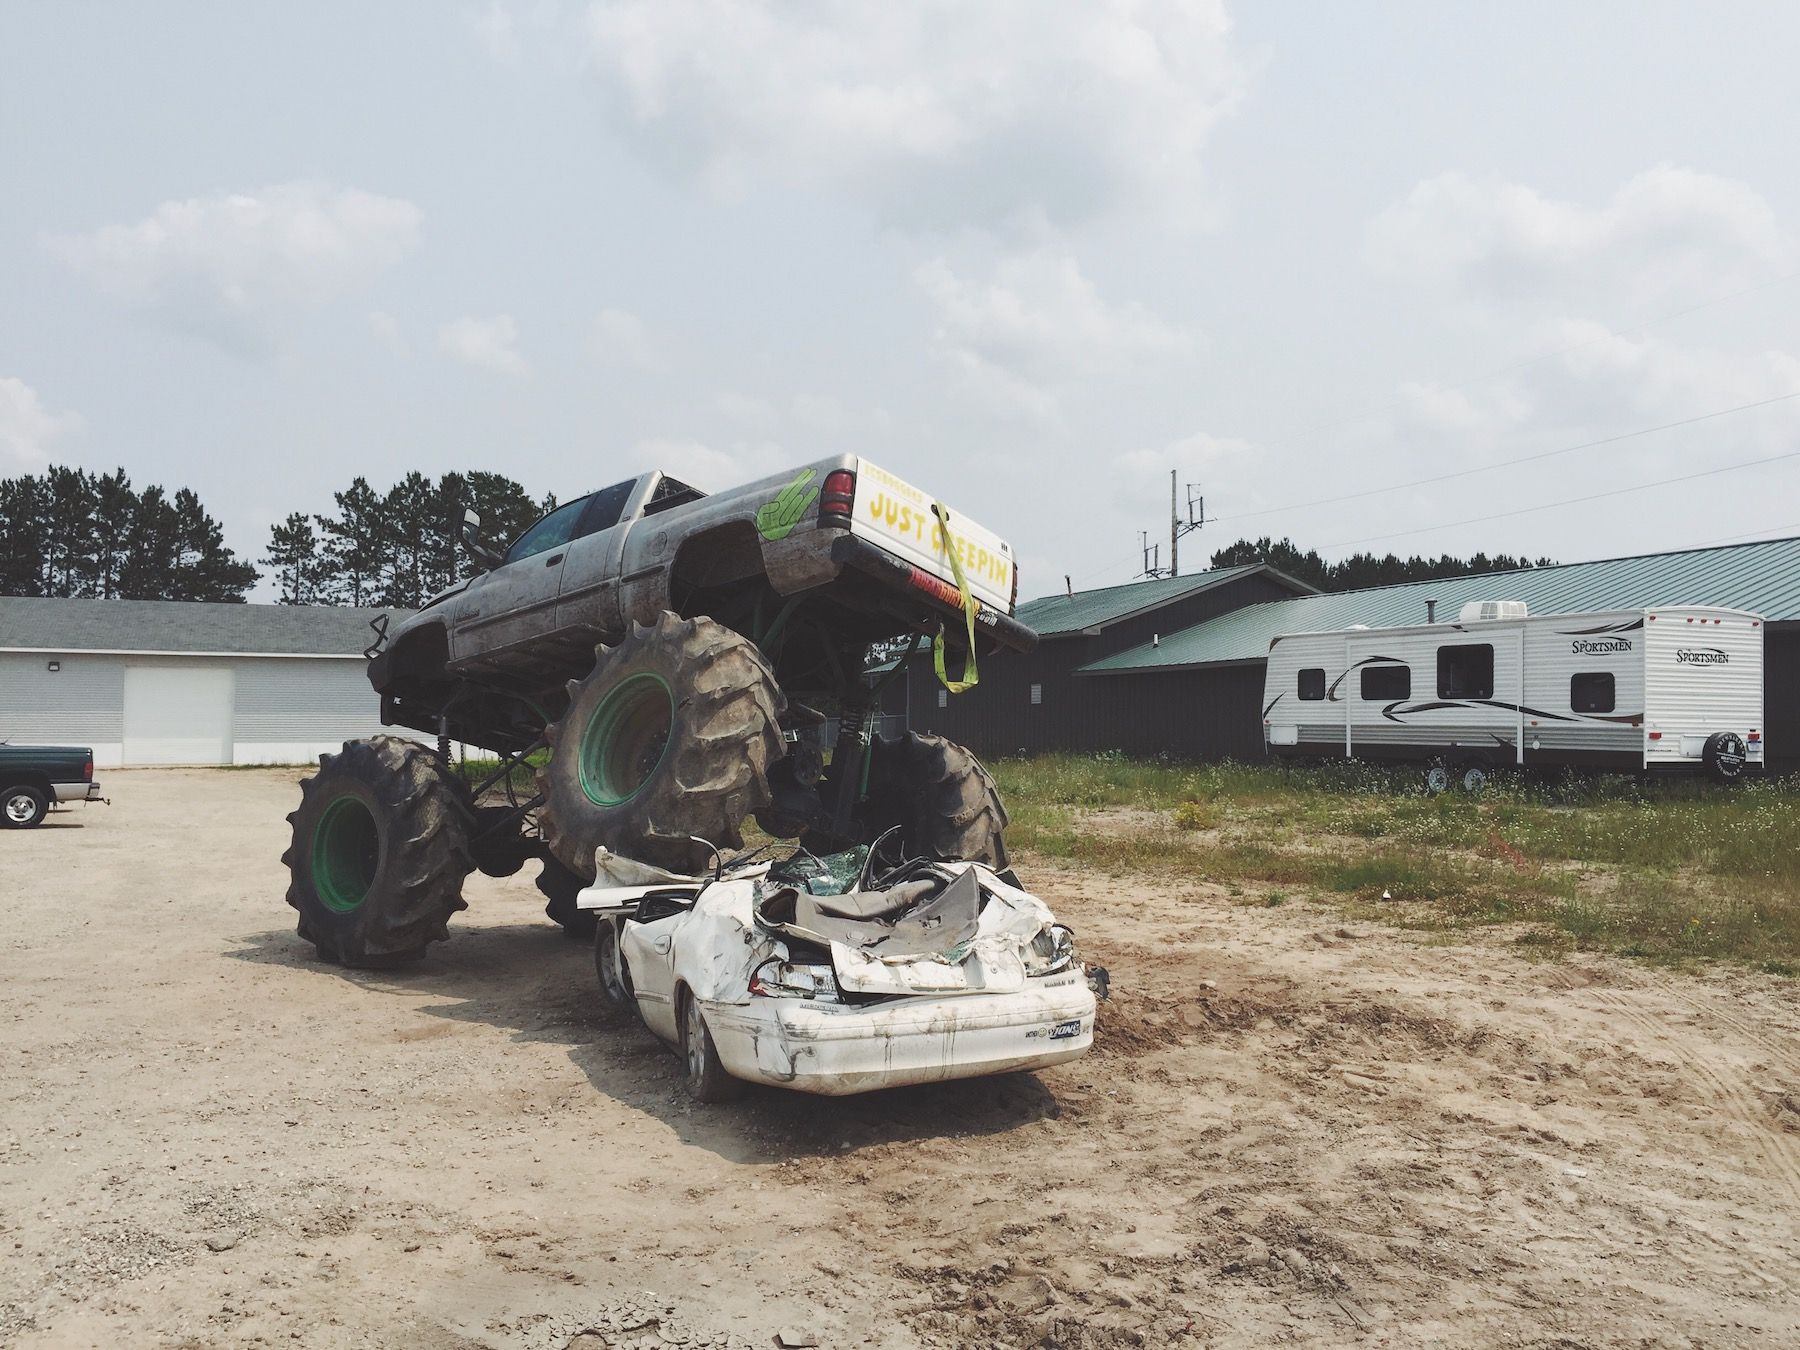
top-left (849, 460), bottom-right (1015, 613)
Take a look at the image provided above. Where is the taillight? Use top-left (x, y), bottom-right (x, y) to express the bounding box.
top-left (84, 754), bottom-right (93, 781)
top-left (1749, 731), bottom-right (1762, 743)
top-left (1010, 556), bottom-right (1019, 613)
top-left (1648, 731), bottom-right (1663, 740)
top-left (820, 469), bottom-right (855, 526)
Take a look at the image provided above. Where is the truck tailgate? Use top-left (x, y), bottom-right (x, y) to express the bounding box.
top-left (849, 460), bottom-right (1015, 613)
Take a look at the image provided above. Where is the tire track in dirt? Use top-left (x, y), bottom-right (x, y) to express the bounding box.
top-left (1641, 972), bottom-right (1800, 1077)
top-left (1589, 987), bottom-right (1800, 1199)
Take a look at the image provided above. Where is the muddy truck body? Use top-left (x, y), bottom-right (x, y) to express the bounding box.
top-left (285, 457), bottom-right (1038, 967)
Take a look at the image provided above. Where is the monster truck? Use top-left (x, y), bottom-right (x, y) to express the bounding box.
top-left (282, 457), bottom-right (1037, 966)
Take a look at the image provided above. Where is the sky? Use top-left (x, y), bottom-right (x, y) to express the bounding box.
top-left (4, 1), bottom-right (1800, 602)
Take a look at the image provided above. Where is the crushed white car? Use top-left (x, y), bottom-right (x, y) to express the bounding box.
top-left (578, 845), bottom-right (1098, 1100)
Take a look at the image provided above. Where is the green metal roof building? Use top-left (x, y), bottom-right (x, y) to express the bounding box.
top-left (897, 536), bottom-right (1800, 769)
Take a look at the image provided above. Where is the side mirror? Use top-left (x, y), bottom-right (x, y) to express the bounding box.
top-left (459, 508), bottom-right (503, 570)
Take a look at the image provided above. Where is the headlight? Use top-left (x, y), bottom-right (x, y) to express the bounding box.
top-left (1024, 924), bottom-right (1077, 976)
top-left (750, 959), bottom-right (838, 1000)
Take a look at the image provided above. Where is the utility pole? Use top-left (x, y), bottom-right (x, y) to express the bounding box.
top-left (1170, 470), bottom-right (1179, 578)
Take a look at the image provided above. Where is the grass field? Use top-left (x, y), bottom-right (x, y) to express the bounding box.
top-left (991, 754), bottom-right (1800, 975)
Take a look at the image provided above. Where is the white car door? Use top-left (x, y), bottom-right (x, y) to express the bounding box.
top-left (620, 911), bottom-right (686, 1042)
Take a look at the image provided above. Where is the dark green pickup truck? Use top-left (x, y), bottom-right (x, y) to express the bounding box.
top-left (1, 745), bottom-right (107, 829)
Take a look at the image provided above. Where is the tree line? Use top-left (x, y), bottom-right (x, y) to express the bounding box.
top-left (1209, 536), bottom-right (1556, 593)
top-left (261, 472), bottom-right (553, 608)
top-left (1, 467), bottom-right (553, 609)
top-left (0, 467), bottom-right (256, 602)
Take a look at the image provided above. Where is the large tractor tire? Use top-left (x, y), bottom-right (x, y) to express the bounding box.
top-left (536, 857), bottom-right (597, 940)
top-left (283, 736), bottom-right (474, 967)
top-left (857, 732), bottom-right (1011, 870)
top-left (537, 612), bottom-right (784, 876)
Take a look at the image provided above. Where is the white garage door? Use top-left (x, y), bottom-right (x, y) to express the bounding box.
top-left (123, 664), bottom-right (234, 765)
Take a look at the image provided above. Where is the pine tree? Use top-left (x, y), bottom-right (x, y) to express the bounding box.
top-left (91, 467), bottom-right (136, 598)
top-left (378, 471), bottom-right (435, 608)
top-left (0, 474), bottom-right (52, 596)
top-left (1210, 537), bottom-right (1557, 593)
top-left (317, 477), bottom-right (387, 606)
top-left (262, 512), bottom-right (324, 604)
top-left (168, 488), bottom-right (257, 601)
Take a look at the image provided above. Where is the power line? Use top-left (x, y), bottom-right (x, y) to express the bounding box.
top-left (1319, 448), bottom-right (1800, 551)
top-left (1258, 270), bottom-right (1800, 453)
top-left (1212, 389), bottom-right (1800, 527)
top-left (1687, 520), bottom-right (1800, 549)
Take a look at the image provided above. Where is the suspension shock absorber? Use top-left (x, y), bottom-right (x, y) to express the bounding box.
top-left (827, 700), bottom-right (876, 838)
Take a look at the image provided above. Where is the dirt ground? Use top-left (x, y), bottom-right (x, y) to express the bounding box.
top-left (3, 769), bottom-right (1799, 1349)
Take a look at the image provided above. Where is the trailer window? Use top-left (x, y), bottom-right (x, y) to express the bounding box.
top-left (1571, 672), bottom-right (1615, 713)
top-left (1030, 683), bottom-right (1043, 706)
top-left (1297, 668), bottom-right (1326, 701)
top-left (1360, 664), bottom-right (1410, 700)
top-left (1437, 643), bottom-right (1494, 700)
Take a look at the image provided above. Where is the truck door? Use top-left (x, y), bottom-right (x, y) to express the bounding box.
top-left (448, 493), bottom-right (592, 665)
top-left (555, 477), bottom-right (646, 640)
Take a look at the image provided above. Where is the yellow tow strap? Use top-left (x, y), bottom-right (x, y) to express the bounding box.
top-left (930, 501), bottom-right (980, 693)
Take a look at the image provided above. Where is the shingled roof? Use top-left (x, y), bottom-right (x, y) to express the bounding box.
top-left (0, 597), bottom-right (408, 657)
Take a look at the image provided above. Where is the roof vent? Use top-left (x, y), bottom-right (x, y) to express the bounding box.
top-left (1458, 600), bottom-right (1528, 623)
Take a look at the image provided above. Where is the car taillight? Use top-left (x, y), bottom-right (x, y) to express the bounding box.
top-left (1010, 557), bottom-right (1019, 613)
top-left (820, 469), bottom-right (855, 526)
top-left (84, 755), bottom-right (93, 781)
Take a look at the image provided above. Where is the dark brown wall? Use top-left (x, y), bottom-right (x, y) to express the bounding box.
top-left (903, 572), bottom-right (1296, 760)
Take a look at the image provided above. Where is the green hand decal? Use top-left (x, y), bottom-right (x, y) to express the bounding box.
top-left (755, 468), bottom-right (820, 541)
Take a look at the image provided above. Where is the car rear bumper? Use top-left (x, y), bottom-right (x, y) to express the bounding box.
top-left (830, 533), bottom-right (1038, 655)
top-left (703, 976), bottom-right (1095, 1095)
top-left (52, 781), bottom-right (105, 803)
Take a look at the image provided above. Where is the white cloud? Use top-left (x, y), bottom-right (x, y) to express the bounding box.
top-left (629, 436), bottom-right (786, 490)
top-left (1395, 321), bottom-right (1800, 450)
top-left (51, 181), bottom-right (421, 354)
top-left (439, 314), bottom-right (530, 376)
top-left (582, 0), bottom-right (1247, 229)
top-left (916, 248), bottom-right (1193, 419)
top-left (588, 306), bottom-right (659, 370)
top-left (1367, 165), bottom-right (1795, 311)
top-left (0, 377), bottom-right (82, 469)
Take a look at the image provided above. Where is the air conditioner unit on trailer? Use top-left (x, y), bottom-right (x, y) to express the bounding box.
top-left (1459, 600), bottom-right (1528, 622)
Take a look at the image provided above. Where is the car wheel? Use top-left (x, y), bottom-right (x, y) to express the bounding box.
top-left (2, 785), bottom-right (48, 829)
top-left (593, 918), bottom-right (634, 1007)
top-left (679, 988), bottom-right (747, 1104)
top-left (1423, 760), bottom-right (1452, 796)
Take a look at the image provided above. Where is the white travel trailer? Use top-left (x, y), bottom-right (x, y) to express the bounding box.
top-left (1261, 601), bottom-right (1765, 789)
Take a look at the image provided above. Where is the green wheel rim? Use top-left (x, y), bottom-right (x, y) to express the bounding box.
top-left (579, 673), bottom-right (675, 807)
top-left (312, 794), bottom-right (380, 913)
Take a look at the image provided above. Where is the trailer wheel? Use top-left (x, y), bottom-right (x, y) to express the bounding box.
top-left (1423, 760), bottom-right (1452, 796)
top-left (1702, 731), bottom-right (1748, 784)
top-left (537, 613), bottom-right (784, 876)
top-left (1455, 758), bottom-right (1492, 794)
top-left (282, 736), bottom-right (473, 967)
